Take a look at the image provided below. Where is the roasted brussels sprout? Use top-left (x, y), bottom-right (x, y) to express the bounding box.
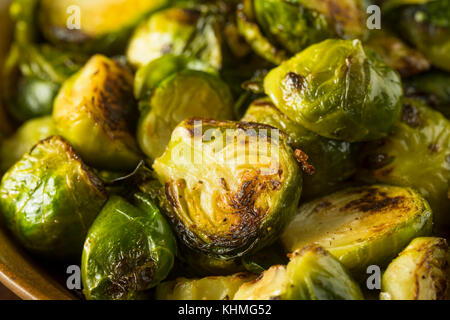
top-left (38, 0), bottom-right (170, 54)
top-left (0, 136), bottom-right (107, 260)
top-left (53, 54), bottom-right (142, 170)
top-left (281, 185), bottom-right (433, 273)
top-left (237, 0), bottom-right (366, 64)
top-left (156, 272), bottom-right (256, 300)
top-left (380, 237), bottom-right (450, 300)
top-left (136, 56), bottom-right (234, 160)
top-left (127, 6), bottom-right (222, 69)
top-left (404, 71), bottom-right (450, 118)
top-left (82, 194), bottom-right (177, 300)
top-left (384, 0), bottom-right (450, 71)
top-left (134, 54), bottom-right (217, 99)
top-left (234, 245), bottom-right (363, 300)
top-left (264, 39), bottom-right (403, 142)
top-left (364, 30), bottom-right (430, 77)
top-left (358, 98), bottom-right (450, 228)
top-left (242, 98), bottom-right (357, 199)
top-left (153, 119), bottom-right (302, 259)
top-left (0, 116), bottom-right (56, 172)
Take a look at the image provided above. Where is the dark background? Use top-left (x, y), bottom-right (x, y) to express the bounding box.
top-left (0, 283), bottom-right (18, 300)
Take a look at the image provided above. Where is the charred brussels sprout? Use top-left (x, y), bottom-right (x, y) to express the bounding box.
top-left (0, 116), bottom-right (56, 172)
top-left (381, 237), bottom-right (450, 300)
top-left (136, 56), bottom-right (234, 160)
top-left (404, 71), bottom-right (450, 118)
top-left (153, 119), bottom-right (302, 259)
top-left (127, 6), bottom-right (223, 69)
top-left (156, 272), bottom-right (256, 300)
top-left (384, 0), bottom-right (450, 71)
top-left (234, 245), bottom-right (363, 300)
top-left (281, 185), bottom-right (433, 273)
top-left (264, 39), bottom-right (403, 142)
top-left (242, 98), bottom-right (357, 199)
top-left (82, 194), bottom-right (177, 300)
top-left (0, 136), bottom-right (107, 260)
top-left (38, 0), bottom-right (169, 53)
top-left (358, 98), bottom-right (450, 228)
top-left (53, 54), bottom-right (142, 170)
top-left (237, 0), bottom-right (366, 64)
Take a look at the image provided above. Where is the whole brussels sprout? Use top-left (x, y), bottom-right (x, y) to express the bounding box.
top-left (281, 185), bottom-right (433, 274)
top-left (82, 194), bottom-right (177, 300)
top-left (153, 119), bottom-right (302, 259)
top-left (0, 116), bottom-right (56, 173)
top-left (242, 98), bottom-right (358, 200)
top-left (0, 136), bottom-right (107, 260)
top-left (237, 0), bottom-right (367, 64)
top-left (404, 71), bottom-right (450, 118)
top-left (38, 0), bottom-right (170, 54)
top-left (364, 29), bottom-right (430, 77)
top-left (358, 98), bottom-right (450, 228)
top-left (234, 245), bottom-right (364, 300)
top-left (53, 54), bottom-right (142, 171)
top-left (136, 56), bottom-right (234, 160)
top-left (384, 0), bottom-right (450, 71)
top-left (380, 237), bottom-right (450, 300)
top-left (156, 272), bottom-right (256, 300)
top-left (264, 39), bottom-right (403, 142)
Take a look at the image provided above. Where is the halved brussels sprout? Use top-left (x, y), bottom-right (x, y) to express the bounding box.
top-left (38, 0), bottom-right (170, 53)
top-left (281, 185), bottom-right (433, 273)
top-left (137, 57), bottom-right (234, 160)
top-left (264, 39), bottom-right (403, 142)
top-left (82, 194), bottom-right (177, 300)
top-left (380, 237), bottom-right (450, 300)
top-left (156, 272), bottom-right (255, 300)
top-left (242, 98), bottom-right (357, 199)
top-left (237, 0), bottom-right (366, 64)
top-left (364, 29), bottom-right (430, 77)
top-left (153, 119), bottom-right (302, 259)
top-left (0, 136), bottom-right (107, 260)
top-left (384, 0), bottom-right (450, 71)
top-left (234, 245), bottom-right (363, 300)
top-left (358, 98), bottom-right (450, 228)
top-left (53, 54), bottom-right (142, 170)
top-left (404, 71), bottom-right (450, 118)
top-left (0, 116), bottom-right (56, 173)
